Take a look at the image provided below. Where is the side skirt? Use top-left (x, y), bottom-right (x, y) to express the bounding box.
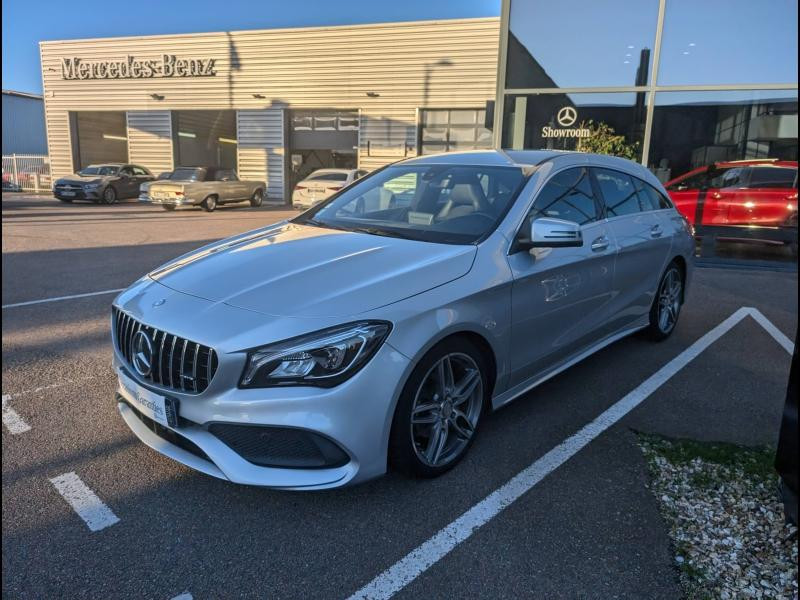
top-left (491, 322), bottom-right (647, 410)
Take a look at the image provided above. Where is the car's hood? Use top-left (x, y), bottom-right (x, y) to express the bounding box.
top-left (148, 222), bottom-right (476, 318)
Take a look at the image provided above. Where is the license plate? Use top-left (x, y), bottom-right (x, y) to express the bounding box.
top-left (119, 371), bottom-right (173, 427)
top-left (153, 192), bottom-right (170, 200)
top-left (61, 191), bottom-right (76, 197)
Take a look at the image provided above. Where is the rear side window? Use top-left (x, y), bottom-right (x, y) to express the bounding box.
top-left (633, 178), bottom-right (673, 211)
top-left (747, 167), bottom-right (797, 189)
top-left (529, 167), bottom-right (599, 225)
top-left (306, 172), bottom-right (348, 182)
top-left (594, 168), bottom-right (642, 217)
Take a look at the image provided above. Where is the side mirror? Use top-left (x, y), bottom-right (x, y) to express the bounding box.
top-left (518, 217), bottom-right (583, 250)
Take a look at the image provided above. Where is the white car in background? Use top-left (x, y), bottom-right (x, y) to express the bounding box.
top-left (292, 168), bottom-right (367, 210)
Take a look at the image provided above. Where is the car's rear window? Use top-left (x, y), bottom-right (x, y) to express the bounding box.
top-left (305, 172), bottom-right (349, 182)
top-left (169, 168), bottom-right (203, 181)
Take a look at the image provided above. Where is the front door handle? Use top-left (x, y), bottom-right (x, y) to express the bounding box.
top-left (650, 224), bottom-right (663, 238)
top-left (591, 236), bottom-right (610, 252)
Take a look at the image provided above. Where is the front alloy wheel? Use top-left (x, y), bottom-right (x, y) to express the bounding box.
top-left (390, 338), bottom-right (487, 477)
top-left (250, 189), bottom-right (264, 207)
top-left (102, 186), bottom-right (117, 204)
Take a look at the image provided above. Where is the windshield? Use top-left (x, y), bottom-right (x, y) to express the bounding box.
top-left (79, 165), bottom-right (118, 176)
top-left (294, 164), bottom-right (527, 244)
top-left (168, 168), bottom-right (203, 181)
top-left (305, 171), bottom-right (349, 182)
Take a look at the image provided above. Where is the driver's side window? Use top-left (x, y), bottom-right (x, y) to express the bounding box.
top-left (526, 167), bottom-right (599, 226)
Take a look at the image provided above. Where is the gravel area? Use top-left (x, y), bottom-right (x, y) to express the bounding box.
top-left (640, 435), bottom-right (798, 599)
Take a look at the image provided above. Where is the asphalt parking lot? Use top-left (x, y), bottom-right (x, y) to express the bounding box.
top-left (2, 194), bottom-right (797, 599)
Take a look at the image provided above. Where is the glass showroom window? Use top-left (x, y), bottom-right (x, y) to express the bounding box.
top-left (658, 0), bottom-right (798, 86)
top-left (420, 109), bottom-right (492, 154)
top-left (648, 90), bottom-right (798, 183)
top-left (501, 92), bottom-right (647, 161)
top-left (505, 0), bottom-right (658, 89)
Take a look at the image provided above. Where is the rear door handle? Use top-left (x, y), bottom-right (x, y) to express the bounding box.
top-left (591, 236), bottom-right (610, 252)
top-left (650, 224), bottom-right (663, 238)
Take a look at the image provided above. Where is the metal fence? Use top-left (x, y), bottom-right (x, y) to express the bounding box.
top-left (2, 154), bottom-right (51, 192)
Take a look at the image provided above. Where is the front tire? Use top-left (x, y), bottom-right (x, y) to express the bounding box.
top-left (389, 337), bottom-right (488, 478)
top-left (57, 197), bottom-right (73, 203)
top-left (102, 186), bottom-right (117, 204)
top-left (202, 195), bottom-right (217, 212)
top-left (250, 189), bottom-right (264, 207)
top-left (647, 262), bottom-right (684, 341)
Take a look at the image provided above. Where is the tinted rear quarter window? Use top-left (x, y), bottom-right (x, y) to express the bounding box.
top-left (594, 168), bottom-right (642, 217)
top-left (747, 167), bottom-right (797, 189)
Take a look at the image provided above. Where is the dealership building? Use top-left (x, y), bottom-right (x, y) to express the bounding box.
top-left (39, 18), bottom-right (499, 201)
top-left (39, 2), bottom-right (798, 205)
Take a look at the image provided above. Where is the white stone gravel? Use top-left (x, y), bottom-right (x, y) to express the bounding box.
top-left (641, 438), bottom-right (798, 599)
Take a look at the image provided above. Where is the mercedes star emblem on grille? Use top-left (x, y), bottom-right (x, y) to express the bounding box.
top-left (132, 329), bottom-right (154, 377)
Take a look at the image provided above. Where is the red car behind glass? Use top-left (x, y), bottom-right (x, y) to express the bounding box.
top-left (665, 159), bottom-right (798, 232)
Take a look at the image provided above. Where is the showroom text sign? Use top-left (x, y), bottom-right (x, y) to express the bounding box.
top-left (61, 55), bottom-right (217, 80)
top-left (542, 106), bottom-right (591, 138)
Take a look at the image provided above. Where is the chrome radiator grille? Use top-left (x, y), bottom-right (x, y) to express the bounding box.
top-left (113, 307), bottom-right (218, 394)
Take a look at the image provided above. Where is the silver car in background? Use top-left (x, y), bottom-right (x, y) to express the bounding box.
top-left (112, 150), bottom-right (693, 490)
top-left (292, 168), bottom-right (368, 210)
top-left (140, 166), bottom-right (266, 212)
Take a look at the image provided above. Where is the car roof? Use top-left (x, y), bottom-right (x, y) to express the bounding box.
top-left (86, 163), bottom-right (123, 168)
top-left (397, 149), bottom-right (662, 187)
top-left (714, 159), bottom-right (798, 169)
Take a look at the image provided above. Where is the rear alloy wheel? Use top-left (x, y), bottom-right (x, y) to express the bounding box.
top-left (102, 186), bottom-right (117, 204)
top-left (202, 195), bottom-right (217, 212)
top-left (390, 338), bottom-right (487, 478)
top-left (250, 189), bottom-right (264, 207)
top-left (647, 263), bottom-right (684, 341)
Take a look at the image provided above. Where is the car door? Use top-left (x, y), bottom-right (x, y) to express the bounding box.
top-left (214, 169), bottom-right (237, 202)
top-left (593, 167), bottom-right (671, 329)
top-left (506, 166), bottom-right (617, 387)
top-left (118, 166), bottom-right (138, 198)
top-left (726, 165), bottom-right (798, 226)
top-left (665, 167), bottom-right (708, 226)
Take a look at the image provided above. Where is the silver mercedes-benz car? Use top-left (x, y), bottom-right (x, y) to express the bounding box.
top-left (112, 150), bottom-right (694, 490)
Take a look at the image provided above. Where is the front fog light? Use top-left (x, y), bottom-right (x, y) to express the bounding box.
top-left (240, 321), bottom-right (391, 388)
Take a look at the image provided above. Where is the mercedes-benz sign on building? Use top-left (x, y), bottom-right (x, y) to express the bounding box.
top-left (39, 18), bottom-right (500, 202)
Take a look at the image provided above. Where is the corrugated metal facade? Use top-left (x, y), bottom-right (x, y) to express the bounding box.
top-left (2, 92), bottom-right (48, 155)
top-left (126, 110), bottom-right (173, 175)
top-left (39, 17), bottom-right (499, 200)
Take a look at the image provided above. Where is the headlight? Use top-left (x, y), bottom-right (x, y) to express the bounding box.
top-left (84, 183), bottom-right (100, 190)
top-left (239, 321), bottom-right (391, 388)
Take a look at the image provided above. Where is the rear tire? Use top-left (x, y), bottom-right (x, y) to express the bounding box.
top-left (389, 337), bottom-right (488, 478)
top-left (250, 189), bottom-right (264, 208)
top-left (646, 262), bottom-right (684, 341)
top-left (202, 195), bottom-right (217, 212)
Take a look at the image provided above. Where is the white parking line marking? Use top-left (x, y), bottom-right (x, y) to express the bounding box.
top-left (49, 472), bottom-right (120, 532)
top-left (2, 288), bottom-right (124, 309)
top-left (2, 394), bottom-right (31, 434)
top-left (348, 306), bottom-right (793, 599)
top-left (747, 307), bottom-right (795, 354)
top-left (170, 593), bottom-right (193, 600)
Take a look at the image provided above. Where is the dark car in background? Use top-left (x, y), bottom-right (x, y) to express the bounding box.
top-left (53, 163), bottom-right (155, 204)
top-left (665, 160), bottom-right (798, 253)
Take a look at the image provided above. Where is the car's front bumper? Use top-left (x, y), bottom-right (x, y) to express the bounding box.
top-left (54, 187), bottom-right (100, 200)
top-left (113, 341), bottom-right (411, 490)
top-left (139, 194), bottom-right (201, 206)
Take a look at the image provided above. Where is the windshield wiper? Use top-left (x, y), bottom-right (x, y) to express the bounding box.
top-left (349, 226), bottom-right (413, 240)
top-left (300, 218), bottom-right (349, 232)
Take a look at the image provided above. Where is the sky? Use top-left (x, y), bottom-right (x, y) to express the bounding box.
top-left (2, 0), bottom-right (500, 95)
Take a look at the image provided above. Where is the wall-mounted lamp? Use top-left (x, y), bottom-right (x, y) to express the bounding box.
top-left (149, 93), bottom-right (164, 101)
top-left (366, 91), bottom-right (380, 98)
top-left (252, 93), bottom-right (266, 99)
